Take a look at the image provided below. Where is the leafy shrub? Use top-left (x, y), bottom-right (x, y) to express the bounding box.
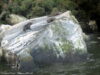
top-left (32, 6), bottom-right (45, 17)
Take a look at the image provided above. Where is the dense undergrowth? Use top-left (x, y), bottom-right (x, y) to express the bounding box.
top-left (0, 0), bottom-right (100, 33)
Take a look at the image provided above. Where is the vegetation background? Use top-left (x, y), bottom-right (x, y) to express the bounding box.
top-left (0, 0), bottom-right (100, 29)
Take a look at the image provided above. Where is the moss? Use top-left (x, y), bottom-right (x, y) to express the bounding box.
top-left (40, 36), bottom-right (73, 54)
top-left (60, 40), bottom-right (73, 53)
top-left (51, 21), bottom-right (68, 36)
top-left (41, 21), bottom-right (74, 53)
top-left (42, 43), bottom-right (50, 51)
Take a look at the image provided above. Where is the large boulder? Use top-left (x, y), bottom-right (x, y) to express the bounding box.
top-left (0, 11), bottom-right (87, 71)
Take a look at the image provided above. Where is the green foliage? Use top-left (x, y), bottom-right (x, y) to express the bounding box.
top-left (8, 3), bottom-right (20, 14)
top-left (32, 6), bottom-right (45, 17)
top-left (54, 0), bottom-right (78, 11)
top-left (76, 10), bottom-right (88, 21)
top-left (38, 0), bottom-right (54, 14)
top-left (0, 0), bottom-right (78, 17)
top-left (20, 0), bottom-right (33, 12)
top-left (0, 0), bottom-right (79, 19)
top-left (0, 0), bottom-right (99, 25)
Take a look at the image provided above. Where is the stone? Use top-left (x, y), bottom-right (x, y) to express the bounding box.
top-left (6, 14), bottom-right (27, 24)
top-left (0, 11), bottom-right (87, 71)
top-left (0, 48), bottom-right (3, 61)
top-left (88, 20), bottom-right (98, 31)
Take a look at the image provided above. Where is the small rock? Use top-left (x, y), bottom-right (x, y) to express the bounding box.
top-left (6, 14), bottom-right (27, 25)
top-left (97, 37), bottom-right (100, 40)
top-left (0, 48), bottom-right (3, 60)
